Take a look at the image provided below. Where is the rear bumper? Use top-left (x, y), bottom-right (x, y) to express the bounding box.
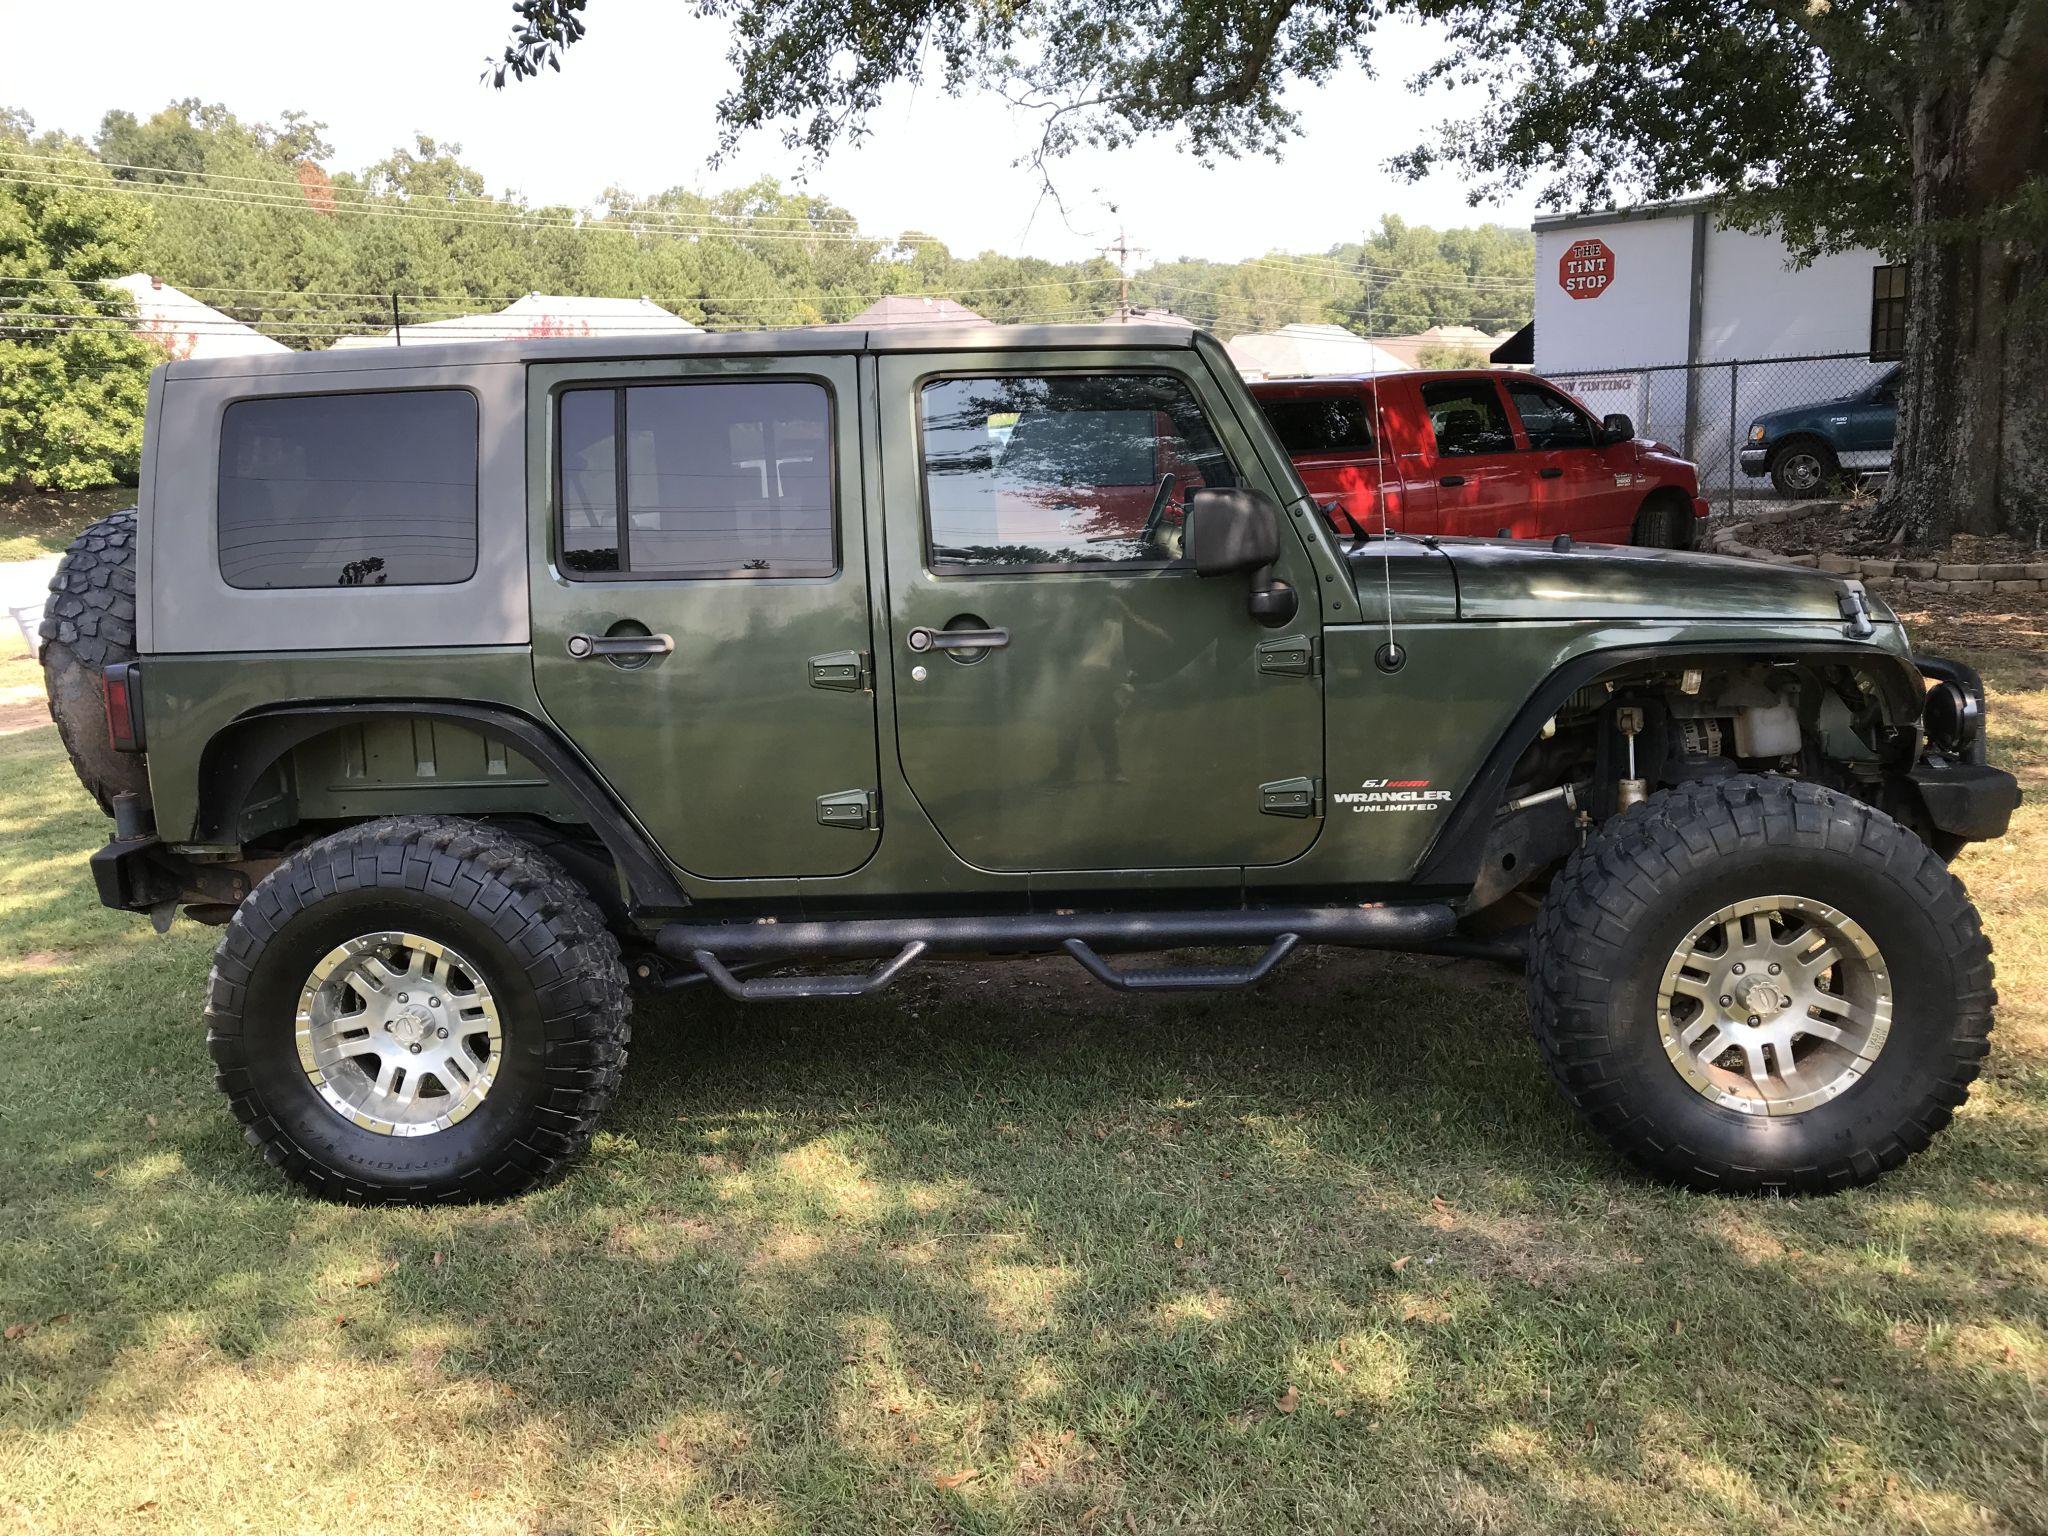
top-left (91, 835), bottom-right (250, 915)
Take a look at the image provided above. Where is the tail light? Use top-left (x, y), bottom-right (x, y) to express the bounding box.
top-left (102, 662), bottom-right (144, 753)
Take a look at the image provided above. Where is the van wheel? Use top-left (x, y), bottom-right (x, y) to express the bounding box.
top-left (1631, 493), bottom-right (1695, 549)
top-left (1769, 440), bottom-right (1837, 498)
top-left (1528, 775), bottom-right (1993, 1193)
top-left (39, 508), bottom-right (148, 814)
top-left (205, 817), bottom-right (631, 1203)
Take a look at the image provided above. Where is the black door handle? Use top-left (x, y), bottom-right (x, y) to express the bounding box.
top-left (1538, 466), bottom-right (1564, 479)
top-left (907, 625), bottom-right (1009, 653)
top-left (566, 632), bottom-right (674, 660)
top-left (1438, 475), bottom-right (1467, 488)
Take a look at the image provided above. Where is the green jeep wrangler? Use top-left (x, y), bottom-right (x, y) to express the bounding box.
top-left (41, 323), bottom-right (2019, 1204)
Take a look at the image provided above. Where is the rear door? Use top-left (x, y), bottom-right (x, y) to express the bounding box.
top-left (875, 352), bottom-right (1325, 874)
top-left (1416, 376), bottom-right (1528, 538)
top-left (527, 354), bottom-right (881, 879)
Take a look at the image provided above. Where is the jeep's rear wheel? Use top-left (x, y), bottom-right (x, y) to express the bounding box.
top-left (39, 508), bottom-right (147, 814)
top-left (1529, 775), bottom-right (1993, 1193)
top-left (206, 817), bottom-right (630, 1202)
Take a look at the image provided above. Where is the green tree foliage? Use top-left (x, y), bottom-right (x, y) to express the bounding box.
top-left (0, 100), bottom-right (1526, 352)
top-left (0, 115), bottom-right (157, 489)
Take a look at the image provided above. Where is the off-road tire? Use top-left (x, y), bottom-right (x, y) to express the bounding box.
top-left (38, 508), bottom-right (147, 814)
top-left (1529, 774), bottom-right (1993, 1193)
top-left (205, 816), bottom-right (631, 1203)
top-left (1768, 439), bottom-right (1838, 499)
top-left (1631, 493), bottom-right (1696, 550)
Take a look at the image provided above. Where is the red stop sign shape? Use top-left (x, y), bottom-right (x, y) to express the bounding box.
top-left (1560, 237), bottom-right (1615, 300)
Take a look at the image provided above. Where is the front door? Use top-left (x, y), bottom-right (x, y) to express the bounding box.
top-left (1502, 376), bottom-right (1638, 542)
top-left (527, 355), bottom-right (881, 880)
top-left (875, 356), bottom-right (1325, 875)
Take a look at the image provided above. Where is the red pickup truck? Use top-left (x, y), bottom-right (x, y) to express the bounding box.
top-left (1250, 369), bottom-right (1709, 548)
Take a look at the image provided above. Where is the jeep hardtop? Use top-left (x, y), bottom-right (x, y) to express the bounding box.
top-left (41, 322), bottom-right (2019, 1202)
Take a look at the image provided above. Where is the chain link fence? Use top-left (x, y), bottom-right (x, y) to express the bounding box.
top-left (1538, 351), bottom-right (1895, 513)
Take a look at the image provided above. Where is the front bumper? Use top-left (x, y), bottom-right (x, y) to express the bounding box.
top-left (1908, 759), bottom-right (2021, 842)
top-left (1738, 447), bottom-right (1770, 476)
top-left (1908, 652), bottom-right (2021, 843)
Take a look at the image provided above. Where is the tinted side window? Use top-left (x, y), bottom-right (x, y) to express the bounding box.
top-left (1420, 380), bottom-right (1514, 457)
top-left (557, 380), bottom-right (836, 579)
top-left (920, 373), bottom-right (1239, 571)
top-left (218, 390), bottom-right (478, 590)
top-left (1506, 381), bottom-right (1596, 451)
top-left (1257, 394), bottom-right (1377, 456)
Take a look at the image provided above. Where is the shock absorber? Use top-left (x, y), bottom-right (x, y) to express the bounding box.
top-left (1616, 705), bottom-right (1647, 810)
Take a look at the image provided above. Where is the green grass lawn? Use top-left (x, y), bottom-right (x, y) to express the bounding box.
top-left (1, 614), bottom-right (2044, 1535)
top-left (0, 487), bottom-right (132, 563)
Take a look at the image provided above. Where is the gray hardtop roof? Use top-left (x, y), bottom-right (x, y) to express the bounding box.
top-left (160, 321), bottom-right (1204, 382)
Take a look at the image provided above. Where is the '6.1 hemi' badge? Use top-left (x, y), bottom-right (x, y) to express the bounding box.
top-left (1332, 778), bottom-right (1452, 814)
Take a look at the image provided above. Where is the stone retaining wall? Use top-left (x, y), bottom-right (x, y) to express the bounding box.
top-left (1707, 505), bottom-right (2048, 596)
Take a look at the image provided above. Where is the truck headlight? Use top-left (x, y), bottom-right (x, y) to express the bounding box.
top-left (1747, 423), bottom-right (1767, 442)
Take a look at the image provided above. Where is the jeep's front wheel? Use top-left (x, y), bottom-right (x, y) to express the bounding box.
top-left (206, 817), bottom-right (631, 1202)
top-left (1529, 775), bottom-right (1993, 1193)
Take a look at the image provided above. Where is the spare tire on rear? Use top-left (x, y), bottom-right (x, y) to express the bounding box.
top-left (40, 508), bottom-right (148, 815)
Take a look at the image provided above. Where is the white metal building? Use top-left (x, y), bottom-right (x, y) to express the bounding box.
top-left (1529, 202), bottom-right (1903, 487)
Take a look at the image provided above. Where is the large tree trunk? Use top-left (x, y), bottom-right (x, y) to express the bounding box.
top-left (1883, 0), bottom-right (2048, 547)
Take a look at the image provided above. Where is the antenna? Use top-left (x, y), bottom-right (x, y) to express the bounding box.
top-left (1361, 241), bottom-right (1404, 674)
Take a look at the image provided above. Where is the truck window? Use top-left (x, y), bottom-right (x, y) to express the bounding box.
top-left (555, 380), bottom-right (836, 579)
top-left (217, 389), bottom-right (478, 590)
top-left (1257, 394), bottom-right (1376, 457)
top-left (1505, 381), bottom-right (1596, 451)
top-left (919, 372), bottom-right (1238, 571)
top-left (1419, 380), bottom-right (1515, 457)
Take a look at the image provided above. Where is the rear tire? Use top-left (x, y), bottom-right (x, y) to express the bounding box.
top-left (1768, 440), bottom-right (1837, 499)
top-left (39, 508), bottom-right (147, 814)
top-left (1529, 775), bottom-right (1993, 1193)
top-left (205, 817), bottom-right (631, 1203)
top-left (1631, 493), bottom-right (1696, 549)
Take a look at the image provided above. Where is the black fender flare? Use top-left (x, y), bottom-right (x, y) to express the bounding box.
top-left (193, 701), bottom-right (687, 910)
top-left (1411, 639), bottom-right (1926, 891)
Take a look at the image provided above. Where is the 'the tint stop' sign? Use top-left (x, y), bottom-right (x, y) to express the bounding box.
top-left (1559, 237), bottom-right (1615, 300)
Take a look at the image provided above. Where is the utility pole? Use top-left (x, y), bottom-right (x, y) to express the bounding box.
top-left (1098, 230), bottom-right (1149, 321)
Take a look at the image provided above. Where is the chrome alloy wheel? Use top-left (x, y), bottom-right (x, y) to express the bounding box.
top-left (295, 932), bottom-right (503, 1136)
top-left (1657, 896), bottom-right (1894, 1117)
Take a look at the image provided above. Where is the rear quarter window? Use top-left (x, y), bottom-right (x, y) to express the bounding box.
top-left (1256, 394), bottom-right (1377, 456)
top-left (217, 389), bottom-right (480, 590)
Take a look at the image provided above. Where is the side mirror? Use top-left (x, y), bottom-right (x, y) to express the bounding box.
top-left (1600, 413), bottom-right (1635, 444)
top-left (1185, 487), bottom-right (1297, 627)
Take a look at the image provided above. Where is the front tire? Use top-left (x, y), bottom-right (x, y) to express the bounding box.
top-left (1529, 775), bottom-right (1993, 1193)
top-left (1768, 440), bottom-right (1837, 498)
top-left (205, 817), bottom-right (631, 1203)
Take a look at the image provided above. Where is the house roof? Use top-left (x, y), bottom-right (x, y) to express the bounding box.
top-left (105, 274), bottom-right (289, 360)
top-left (330, 293), bottom-right (704, 349)
top-left (1223, 322), bottom-right (1410, 379)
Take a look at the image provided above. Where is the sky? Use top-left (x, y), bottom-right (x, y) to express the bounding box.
top-left (6, 0), bottom-right (1539, 265)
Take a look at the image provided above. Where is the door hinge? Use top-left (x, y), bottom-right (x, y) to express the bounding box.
top-left (1259, 776), bottom-right (1322, 819)
top-left (809, 649), bottom-right (872, 692)
top-left (817, 788), bottom-right (879, 830)
top-left (1257, 634), bottom-right (1318, 678)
